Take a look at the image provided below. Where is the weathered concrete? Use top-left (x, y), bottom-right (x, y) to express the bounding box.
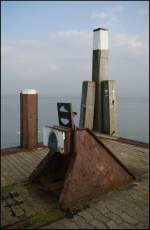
top-left (79, 81), bottom-right (95, 129)
top-left (101, 80), bottom-right (117, 135)
top-left (92, 50), bottom-right (108, 132)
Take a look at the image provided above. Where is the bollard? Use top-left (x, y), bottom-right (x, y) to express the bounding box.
top-left (20, 89), bottom-right (38, 149)
top-left (92, 28), bottom-right (108, 132)
top-left (79, 81), bottom-right (95, 129)
top-left (101, 80), bottom-right (117, 136)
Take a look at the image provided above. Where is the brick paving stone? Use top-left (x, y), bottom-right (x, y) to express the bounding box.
top-left (135, 214), bottom-right (149, 225)
top-left (1, 148), bottom-right (47, 187)
top-left (19, 189), bottom-right (31, 200)
top-left (11, 205), bottom-right (24, 217)
top-left (106, 205), bottom-right (123, 216)
top-left (122, 202), bottom-right (143, 216)
top-left (121, 206), bottom-right (142, 220)
top-left (9, 155), bottom-right (32, 176)
top-left (95, 202), bottom-right (109, 215)
top-left (3, 157), bottom-right (27, 179)
top-left (90, 219), bottom-right (107, 229)
top-left (41, 219), bottom-right (68, 229)
top-left (1, 176), bottom-right (6, 185)
top-left (134, 201), bottom-right (148, 213)
top-left (105, 211), bottom-right (122, 224)
top-left (72, 215), bottom-right (92, 229)
top-left (14, 196), bottom-right (24, 204)
top-left (112, 200), bottom-right (142, 219)
top-left (20, 203), bottom-right (35, 218)
top-left (88, 208), bottom-right (110, 223)
top-left (42, 223), bottom-right (66, 229)
top-left (106, 220), bottom-right (122, 229)
top-left (1, 206), bottom-right (19, 227)
top-left (2, 192), bottom-right (10, 200)
top-left (136, 222), bottom-right (149, 229)
top-left (78, 209), bottom-right (94, 223)
top-left (1, 143), bottom-right (149, 229)
top-left (15, 152), bottom-right (39, 163)
top-left (6, 197), bottom-right (16, 207)
top-left (121, 212), bottom-right (138, 225)
top-left (131, 209), bottom-right (146, 221)
top-left (119, 222), bottom-right (135, 229)
top-left (10, 191), bottom-right (19, 198)
top-left (63, 219), bottom-right (79, 229)
top-left (1, 201), bottom-right (7, 208)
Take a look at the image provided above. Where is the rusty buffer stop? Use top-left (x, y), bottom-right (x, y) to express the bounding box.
top-left (29, 103), bottom-right (134, 211)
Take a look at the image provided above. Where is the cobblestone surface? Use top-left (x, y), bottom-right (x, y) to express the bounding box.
top-left (1, 206), bottom-right (19, 226)
top-left (43, 175), bottom-right (149, 229)
top-left (11, 205), bottom-right (25, 217)
top-left (1, 141), bottom-right (149, 229)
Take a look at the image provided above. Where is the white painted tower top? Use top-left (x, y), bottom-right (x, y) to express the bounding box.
top-left (21, 89), bottom-right (37, 94)
top-left (93, 28), bottom-right (108, 50)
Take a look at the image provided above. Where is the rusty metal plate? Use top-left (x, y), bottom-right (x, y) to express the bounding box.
top-left (59, 129), bottom-right (134, 210)
top-left (29, 127), bottom-right (73, 182)
top-left (30, 128), bottom-right (134, 211)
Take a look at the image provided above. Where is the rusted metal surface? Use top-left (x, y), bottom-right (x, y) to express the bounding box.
top-left (29, 127), bottom-right (73, 182)
top-left (59, 129), bottom-right (134, 210)
top-left (29, 151), bottom-right (72, 188)
top-left (30, 127), bottom-right (134, 211)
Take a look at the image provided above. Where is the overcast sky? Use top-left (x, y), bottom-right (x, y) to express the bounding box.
top-left (1, 1), bottom-right (149, 97)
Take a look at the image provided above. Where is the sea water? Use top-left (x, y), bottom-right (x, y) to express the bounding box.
top-left (1, 95), bottom-right (149, 148)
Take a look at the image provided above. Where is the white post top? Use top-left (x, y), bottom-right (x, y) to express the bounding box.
top-left (93, 28), bottom-right (108, 50)
top-left (21, 89), bottom-right (37, 94)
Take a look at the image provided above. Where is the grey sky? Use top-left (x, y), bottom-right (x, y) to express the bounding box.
top-left (1, 1), bottom-right (149, 97)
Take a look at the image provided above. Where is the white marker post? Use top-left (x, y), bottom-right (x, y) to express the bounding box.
top-left (92, 28), bottom-right (109, 132)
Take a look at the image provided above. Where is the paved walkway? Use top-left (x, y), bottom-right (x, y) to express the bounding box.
top-left (1, 140), bottom-right (149, 229)
top-left (100, 139), bottom-right (149, 179)
top-left (43, 172), bottom-right (149, 229)
top-left (1, 148), bottom-right (48, 187)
